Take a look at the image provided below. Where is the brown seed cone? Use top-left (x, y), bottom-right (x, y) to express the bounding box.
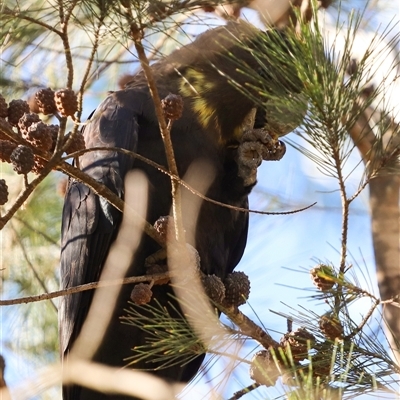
top-left (0, 179), bottom-right (9, 205)
top-left (249, 350), bottom-right (280, 386)
top-left (10, 145), bottom-right (34, 175)
top-left (25, 121), bottom-right (52, 151)
top-left (0, 95), bottom-right (8, 119)
top-left (18, 113), bottom-right (41, 135)
top-left (223, 271), bottom-right (250, 307)
top-left (130, 283), bottom-right (153, 305)
top-left (0, 140), bottom-right (18, 163)
top-left (8, 99), bottom-right (30, 126)
top-left (35, 88), bottom-right (57, 115)
top-left (310, 264), bottom-right (336, 291)
top-left (319, 314), bottom-right (343, 340)
top-left (54, 89), bottom-right (78, 116)
top-left (280, 328), bottom-right (315, 361)
top-left (161, 93), bottom-right (184, 120)
top-left (64, 131), bottom-right (86, 154)
top-left (32, 155), bottom-right (47, 174)
top-left (201, 274), bottom-right (226, 304)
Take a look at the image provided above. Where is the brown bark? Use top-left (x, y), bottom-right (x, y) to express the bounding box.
top-left (348, 109), bottom-right (400, 364)
top-left (369, 174), bottom-right (400, 363)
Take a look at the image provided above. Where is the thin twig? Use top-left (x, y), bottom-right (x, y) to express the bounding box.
top-left (58, 0), bottom-right (77, 89)
top-left (10, 222), bottom-right (58, 312)
top-left (13, 216), bottom-right (59, 246)
top-left (57, 0), bottom-right (65, 24)
top-left (88, 19), bottom-right (180, 90)
top-left (344, 298), bottom-right (380, 340)
top-left (347, 178), bottom-right (371, 203)
top-left (0, 120), bottom-right (64, 230)
top-left (63, 146), bottom-right (317, 216)
top-left (0, 272), bottom-right (170, 306)
top-left (2, 7), bottom-right (62, 35)
top-left (76, 6), bottom-right (107, 122)
top-left (85, 47), bottom-right (135, 89)
top-left (207, 351), bottom-right (251, 365)
top-left (133, 34), bottom-right (185, 243)
top-left (58, 161), bottom-right (162, 244)
top-left (0, 119), bottom-right (162, 244)
top-left (54, 116), bottom-right (68, 154)
top-left (220, 305), bottom-right (278, 349)
top-left (330, 141), bottom-right (350, 314)
top-left (331, 145), bottom-right (349, 275)
top-left (228, 383), bottom-right (260, 400)
top-left (0, 119), bottom-right (311, 249)
top-left (65, 0), bottom-right (80, 23)
top-left (0, 162), bottom-right (54, 230)
top-left (342, 281), bottom-right (378, 301)
top-left (381, 298), bottom-right (400, 308)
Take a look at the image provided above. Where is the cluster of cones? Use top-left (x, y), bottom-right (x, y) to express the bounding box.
top-left (0, 88), bottom-right (85, 205)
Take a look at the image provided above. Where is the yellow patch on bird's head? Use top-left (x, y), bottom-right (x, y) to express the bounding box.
top-left (178, 67), bottom-right (253, 145)
top-left (178, 68), bottom-right (220, 134)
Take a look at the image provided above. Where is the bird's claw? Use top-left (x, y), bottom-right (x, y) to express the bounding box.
top-left (145, 248), bottom-right (167, 269)
top-left (242, 128), bottom-right (286, 161)
top-left (236, 141), bottom-right (262, 187)
top-left (261, 139), bottom-right (286, 161)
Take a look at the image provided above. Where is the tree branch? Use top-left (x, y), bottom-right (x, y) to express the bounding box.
top-left (63, 146), bottom-right (317, 217)
top-left (220, 305), bottom-right (278, 349)
top-left (132, 31), bottom-right (185, 243)
top-left (0, 272), bottom-right (170, 306)
top-left (2, 6), bottom-right (62, 35)
top-left (228, 383), bottom-right (260, 400)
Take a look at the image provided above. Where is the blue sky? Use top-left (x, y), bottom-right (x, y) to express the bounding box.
top-left (1, 1), bottom-right (399, 399)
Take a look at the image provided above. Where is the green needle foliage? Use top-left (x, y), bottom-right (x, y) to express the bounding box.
top-left (1, 1), bottom-right (399, 399)
top-left (122, 299), bottom-right (207, 371)
top-left (286, 10), bottom-right (400, 183)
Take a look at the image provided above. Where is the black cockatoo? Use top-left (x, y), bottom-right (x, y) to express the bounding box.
top-left (60, 21), bottom-right (304, 399)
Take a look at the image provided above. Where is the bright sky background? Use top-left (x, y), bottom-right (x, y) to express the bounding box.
top-left (1, 1), bottom-right (399, 399)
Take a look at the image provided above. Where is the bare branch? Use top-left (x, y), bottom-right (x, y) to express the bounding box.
top-left (0, 272), bottom-right (170, 306)
top-left (76, 6), bottom-right (107, 122)
top-left (133, 35), bottom-right (185, 243)
top-left (58, 161), bottom-right (162, 244)
top-left (63, 146), bottom-right (317, 216)
top-left (10, 221), bottom-right (58, 311)
top-left (220, 305), bottom-right (278, 349)
top-left (1, 6), bottom-right (63, 35)
top-left (228, 383), bottom-right (260, 400)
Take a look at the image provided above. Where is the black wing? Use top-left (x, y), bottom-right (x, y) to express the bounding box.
top-left (59, 93), bottom-right (140, 360)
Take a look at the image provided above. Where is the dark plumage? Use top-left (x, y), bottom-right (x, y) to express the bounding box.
top-left (60, 21), bottom-right (303, 399)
